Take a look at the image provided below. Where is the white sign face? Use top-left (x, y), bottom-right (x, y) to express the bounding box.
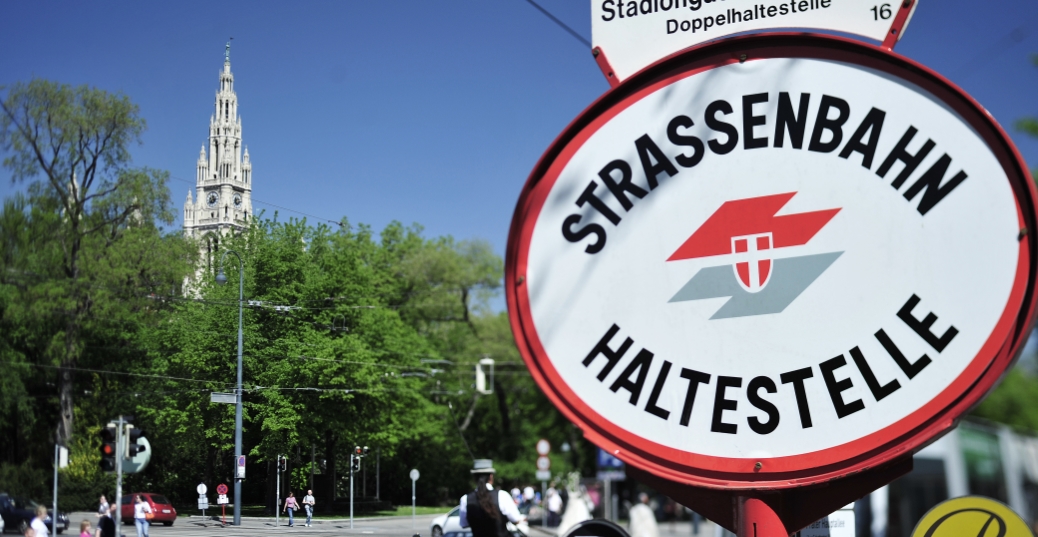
top-left (536, 438), bottom-right (551, 456)
top-left (592, 0), bottom-right (917, 82)
top-left (508, 38), bottom-right (1034, 485)
top-left (537, 456), bottom-right (552, 471)
top-left (801, 509), bottom-right (855, 537)
top-left (197, 484), bottom-right (208, 495)
top-left (410, 469), bottom-right (420, 481)
top-left (217, 494), bottom-right (228, 505)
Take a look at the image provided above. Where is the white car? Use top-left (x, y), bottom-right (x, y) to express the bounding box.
top-left (429, 507), bottom-right (527, 537)
top-left (429, 506), bottom-right (463, 537)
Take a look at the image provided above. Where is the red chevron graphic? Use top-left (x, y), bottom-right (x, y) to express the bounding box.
top-left (668, 192), bottom-right (840, 261)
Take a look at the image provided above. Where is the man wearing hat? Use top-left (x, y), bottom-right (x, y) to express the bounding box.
top-left (459, 459), bottom-right (525, 537)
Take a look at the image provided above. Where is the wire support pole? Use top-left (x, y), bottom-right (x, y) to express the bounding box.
top-left (217, 250), bottom-right (245, 526)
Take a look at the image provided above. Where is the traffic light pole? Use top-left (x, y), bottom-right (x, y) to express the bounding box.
top-left (275, 455), bottom-right (281, 529)
top-left (349, 453), bottom-right (354, 529)
top-left (52, 442), bottom-right (58, 532)
top-left (115, 416), bottom-right (124, 531)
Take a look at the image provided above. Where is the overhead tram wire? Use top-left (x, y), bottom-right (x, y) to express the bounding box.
top-left (167, 173), bottom-right (343, 227)
top-left (0, 360), bottom-right (236, 387)
top-left (951, 13), bottom-right (1038, 79)
top-left (522, 0), bottom-right (592, 48)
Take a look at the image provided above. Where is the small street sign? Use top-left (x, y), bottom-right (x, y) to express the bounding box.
top-left (409, 469), bottom-right (420, 481)
top-left (536, 456), bottom-right (551, 471)
top-left (210, 392), bottom-right (236, 404)
top-left (536, 438), bottom-right (551, 456)
top-left (196, 483), bottom-right (207, 495)
top-left (236, 455), bottom-right (246, 479)
top-left (216, 483), bottom-right (228, 495)
top-left (591, 0), bottom-right (919, 83)
top-left (197, 496), bottom-right (209, 510)
top-left (217, 494), bottom-right (228, 505)
top-left (535, 470), bottom-right (552, 481)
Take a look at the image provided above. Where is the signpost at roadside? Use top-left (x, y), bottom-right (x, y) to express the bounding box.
top-left (409, 469), bottom-right (420, 530)
top-left (507, 2), bottom-right (1038, 535)
top-left (196, 483), bottom-right (208, 518)
top-left (216, 483), bottom-right (228, 525)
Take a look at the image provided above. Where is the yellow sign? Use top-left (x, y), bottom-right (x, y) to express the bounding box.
top-left (911, 496), bottom-right (1034, 537)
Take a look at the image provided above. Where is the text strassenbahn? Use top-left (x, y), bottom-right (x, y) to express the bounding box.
top-left (561, 92), bottom-right (969, 254)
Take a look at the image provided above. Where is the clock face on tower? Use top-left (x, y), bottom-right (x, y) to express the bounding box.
top-left (233, 194), bottom-right (242, 208)
top-left (206, 191), bottom-right (219, 208)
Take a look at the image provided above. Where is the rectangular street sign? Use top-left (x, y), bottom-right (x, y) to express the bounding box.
top-left (536, 470), bottom-right (552, 480)
top-left (210, 392), bottom-right (236, 404)
top-left (591, 0), bottom-right (919, 82)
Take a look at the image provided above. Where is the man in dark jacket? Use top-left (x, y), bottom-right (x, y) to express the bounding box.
top-left (458, 460), bottom-right (524, 537)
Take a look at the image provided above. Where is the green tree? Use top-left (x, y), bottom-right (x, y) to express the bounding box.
top-left (0, 79), bottom-right (193, 448)
top-left (1016, 54), bottom-right (1038, 173)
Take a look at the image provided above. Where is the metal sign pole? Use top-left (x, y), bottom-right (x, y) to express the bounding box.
top-left (411, 478), bottom-right (416, 530)
top-left (114, 417), bottom-right (124, 531)
top-left (349, 453), bottom-right (354, 529)
top-left (541, 480), bottom-right (547, 528)
top-left (52, 443), bottom-right (58, 530)
top-left (276, 455), bottom-right (281, 528)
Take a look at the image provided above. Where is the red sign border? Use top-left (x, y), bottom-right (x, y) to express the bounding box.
top-left (505, 33), bottom-right (1038, 490)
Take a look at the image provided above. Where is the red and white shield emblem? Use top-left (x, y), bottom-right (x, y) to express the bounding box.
top-left (732, 233), bottom-right (772, 293)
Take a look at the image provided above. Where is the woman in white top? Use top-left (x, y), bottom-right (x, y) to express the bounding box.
top-left (132, 496), bottom-right (152, 537)
top-left (30, 505), bottom-right (49, 537)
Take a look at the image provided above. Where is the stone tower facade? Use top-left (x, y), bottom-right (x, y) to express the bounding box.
top-left (183, 42), bottom-right (253, 255)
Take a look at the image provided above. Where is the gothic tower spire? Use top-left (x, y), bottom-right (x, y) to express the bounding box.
top-left (183, 43), bottom-right (253, 250)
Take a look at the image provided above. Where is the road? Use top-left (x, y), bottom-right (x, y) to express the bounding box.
top-left (68, 513), bottom-right (440, 537)
top-left (67, 513), bottom-right (720, 537)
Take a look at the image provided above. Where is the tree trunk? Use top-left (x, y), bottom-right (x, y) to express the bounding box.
top-left (325, 431), bottom-right (337, 501)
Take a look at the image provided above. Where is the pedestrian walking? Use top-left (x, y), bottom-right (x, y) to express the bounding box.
top-left (283, 492), bottom-right (299, 527)
top-left (30, 505), bottom-right (48, 537)
top-left (302, 490), bottom-right (315, 527)
top-left (458, 460), bottom-right (525, 537)
top-left (95, 505), bottom-right (114, 537)
top-left (133, 495), bottom-right (152, 537)
top-left (546, 486), bottom-right (563, 528)
top-left (628, 493), bottom-right (660, 537)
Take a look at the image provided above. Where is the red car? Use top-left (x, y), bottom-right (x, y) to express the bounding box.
top-left (120, 493), bottom-right (177, 526)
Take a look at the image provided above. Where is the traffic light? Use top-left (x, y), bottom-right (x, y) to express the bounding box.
top-left (126, 425), bottom-right (146, 458)
top-left (99, 425), bottom-right (117, 472)
top-left (278, 456), bottom-right (287, 472)
top-left (350, 455), bottom-right (360, 473)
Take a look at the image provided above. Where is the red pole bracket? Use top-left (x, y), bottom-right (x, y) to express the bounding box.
top-left (882, 0), bottom-right (916, 50)
top-left (593, 47), bottom-right (620, 88)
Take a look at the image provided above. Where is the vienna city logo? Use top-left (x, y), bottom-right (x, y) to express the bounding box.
top-left (668, 192), bottom-right (842, 319)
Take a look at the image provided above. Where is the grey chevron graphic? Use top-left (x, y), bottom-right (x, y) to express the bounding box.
top-left (669, 252), bottom-right (843, 319)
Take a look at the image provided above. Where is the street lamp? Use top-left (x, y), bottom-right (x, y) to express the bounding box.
top-left (216, 250), bottom-right (244, 526)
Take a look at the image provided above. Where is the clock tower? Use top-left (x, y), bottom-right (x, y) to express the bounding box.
top-left (183, 41), bottom-right (253, 255)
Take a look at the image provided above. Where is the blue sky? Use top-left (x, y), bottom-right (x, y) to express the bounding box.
top-left (2, 0), bottom-right (1037, 266)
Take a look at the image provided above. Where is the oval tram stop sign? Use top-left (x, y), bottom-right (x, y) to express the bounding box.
top-left (506, 33), bottom-right (1038, 490)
